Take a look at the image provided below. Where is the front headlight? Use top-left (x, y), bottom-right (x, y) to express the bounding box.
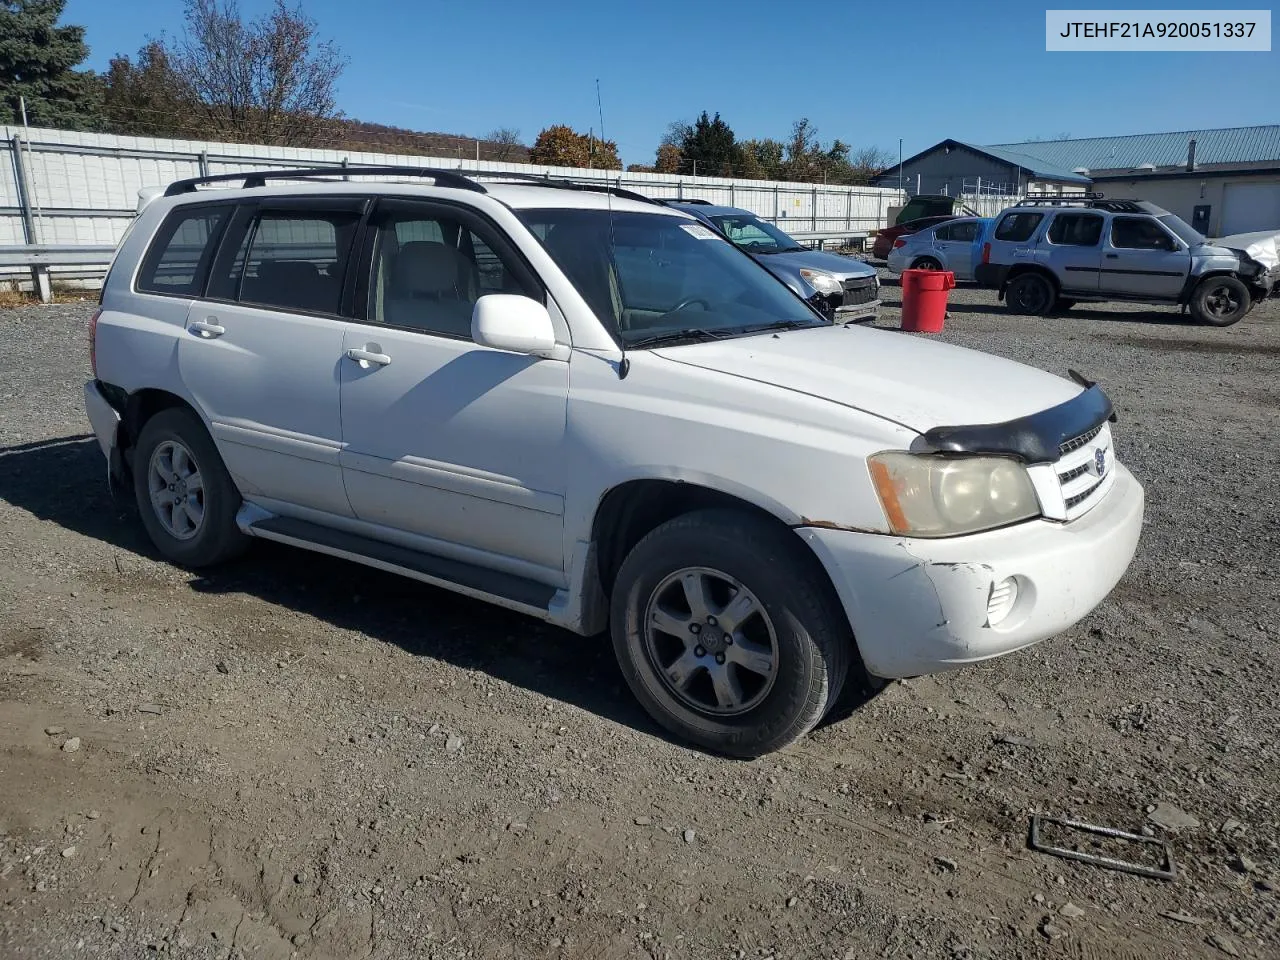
top-left (798, 268), bottom-right (842, 297)
top-left (868, 452), bottom-right (1040, 537)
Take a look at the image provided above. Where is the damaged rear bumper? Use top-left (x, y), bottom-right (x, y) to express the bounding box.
top-left (798, 463), bottom-right (1144, 679)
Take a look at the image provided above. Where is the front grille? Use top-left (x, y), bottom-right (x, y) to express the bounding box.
top-left (841, 279), bottom-right (878, 306)
top-left (1058, 462), bottom-right (1090, 484)
top-left (1060, 423), bottom-right (1104, 455)
top-left (1054, 422), bottom-right (1113, 519)
top-left (1065, 478), bottom-right (1106, 510)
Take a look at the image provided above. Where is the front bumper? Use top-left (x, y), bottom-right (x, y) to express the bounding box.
top-left (833, 298), bottom-right (881, 323)
top-left (799, 463), bottom-right (1144, 679)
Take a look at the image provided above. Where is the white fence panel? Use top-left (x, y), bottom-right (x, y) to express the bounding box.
top-left (2, 125), bottom-right (906, 285)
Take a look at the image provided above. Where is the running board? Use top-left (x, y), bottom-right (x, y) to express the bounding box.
top-left (244, 515), bottom-right (557, 613)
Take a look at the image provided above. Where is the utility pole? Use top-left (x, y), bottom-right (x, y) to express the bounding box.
top-left (898, 137), bottom-right (903, 196)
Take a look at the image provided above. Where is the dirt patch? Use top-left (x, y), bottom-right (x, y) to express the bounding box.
top-left (3, 300), bottom-right (1279, 959)
top-left (1094, 333), bottom-right (1280, 356)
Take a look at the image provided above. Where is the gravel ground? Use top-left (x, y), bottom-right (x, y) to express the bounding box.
top-left (1, 281), bottom-right (1278, 960)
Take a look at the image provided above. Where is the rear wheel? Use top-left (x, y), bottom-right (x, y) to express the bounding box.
top-left (1189, 275), bottom-right (1251, 327)
top-left (610, 509), bottom-right (854, 757)
top-left (912, 257), bottom-right (943, 271)
top-left (1006, 272), bottom-right (1055, 316)
top-left (132, 407), bottom-right (248, 568)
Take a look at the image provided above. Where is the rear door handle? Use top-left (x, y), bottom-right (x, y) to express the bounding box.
top-left (188, 319), bottom-right (226, 338)
top-left (346, 347), bottom-right (392, 367)
top-left (1105, 253), bottom-right (1119, 259)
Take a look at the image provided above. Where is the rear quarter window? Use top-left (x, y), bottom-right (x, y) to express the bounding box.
top-left (136, 205), bottom-right (231, 296)
top-left (994, 212), bottom-right (1044, 243)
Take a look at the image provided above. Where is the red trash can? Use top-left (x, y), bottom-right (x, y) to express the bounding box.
top-left (900, 268), bottom-right (955, 333)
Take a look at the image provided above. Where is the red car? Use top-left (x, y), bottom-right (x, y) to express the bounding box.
top-left (871, 215), bottom-right (958, 261)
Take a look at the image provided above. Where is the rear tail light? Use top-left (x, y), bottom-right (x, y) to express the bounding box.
top-left (982, 242), bottom-right (991, 264)
top-left (892, 238), bottom-right (907, 249)
top-left (88, 308), bottom-right (101, 378)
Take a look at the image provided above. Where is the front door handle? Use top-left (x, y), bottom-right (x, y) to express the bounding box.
top-left (189, 319), bottom-right (226, 338)
top-left (346, 347), bottom-right (392, 367)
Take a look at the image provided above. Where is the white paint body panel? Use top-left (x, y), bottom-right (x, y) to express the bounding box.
top-left (87, 179), bottom-right (1146, 683)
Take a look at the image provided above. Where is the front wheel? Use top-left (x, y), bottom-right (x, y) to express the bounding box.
top-left (912, 257), bottom-right (942, 271)
top-left (610, 509), bottom-right (853, 757)
top-left (1189, 275), bottom-right (1251, 327)
top-left (1005, 273), bottom-right (1055, 316)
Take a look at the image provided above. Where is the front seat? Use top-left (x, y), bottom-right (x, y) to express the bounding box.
top-left (385, 240), bottom-right (478, 336)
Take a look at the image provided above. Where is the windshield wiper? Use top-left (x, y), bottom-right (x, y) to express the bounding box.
top-left (626, 328), bottom-right (735, 349)
top-left (740, 318), bottom-right (826, 334)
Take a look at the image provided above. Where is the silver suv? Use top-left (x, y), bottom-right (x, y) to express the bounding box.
top-left (975, 194), bottom-right (1278, 326)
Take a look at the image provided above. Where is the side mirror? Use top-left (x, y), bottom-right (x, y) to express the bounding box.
top-left (471, 295), bottom-right (558, 356)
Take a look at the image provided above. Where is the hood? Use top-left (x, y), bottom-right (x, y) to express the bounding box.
top-left (1213, 230), bottom-right (1280, 273)
top-left (759, 248), bottom-right (878, 280)
top-left (653, 324), bottom-right (1083, 433)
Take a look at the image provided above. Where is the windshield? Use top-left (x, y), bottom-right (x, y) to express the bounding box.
top-left (518, 209), bottom-right (825, 347)
top-left (1159, 214), bottom-right (1204, 246)
top-left (705, 213), bottom-right (804, 254)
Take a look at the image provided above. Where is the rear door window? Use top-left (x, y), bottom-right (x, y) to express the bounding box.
top-left (994, 212), bottom-right (1044, 242)
top-left (209, 203), bottom-right (364, 315)
top-left (1047, 213), bottom-right (1104, 246)
top-left (948, 220), bottom-right (979, 243)
top-left (135, 205), bottom-right (231, 296)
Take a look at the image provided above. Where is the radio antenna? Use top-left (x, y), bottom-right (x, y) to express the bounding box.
top-left (596, 78), bottom-right (629, 379)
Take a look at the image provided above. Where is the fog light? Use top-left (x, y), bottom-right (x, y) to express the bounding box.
top-left (987, 577), bottom-right (1019, 626)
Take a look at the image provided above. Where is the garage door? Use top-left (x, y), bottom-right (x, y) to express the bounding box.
top-left (1221, 182), bottom-right (1280, 234)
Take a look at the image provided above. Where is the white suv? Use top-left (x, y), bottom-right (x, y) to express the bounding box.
top-left (83, 167), bottom-right (1145, 757)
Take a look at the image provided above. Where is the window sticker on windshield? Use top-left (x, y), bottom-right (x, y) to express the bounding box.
top-left (680, 223), bottom-right (719, 239)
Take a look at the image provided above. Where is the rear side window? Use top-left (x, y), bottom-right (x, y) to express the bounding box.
top-left (994, 212), bottom-right (1043, 242)
top-left (948, 221), bottom-right (979, 242)
top-left (229, 210), bottom-right (362, 315)
top-left (136, 205), bottom-right (230, 296)
top-left (1047, 213), bottom-right (1103, 247)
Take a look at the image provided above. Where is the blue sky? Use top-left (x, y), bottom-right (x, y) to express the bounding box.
top-left (67, 0), bottom-right (1278, 165)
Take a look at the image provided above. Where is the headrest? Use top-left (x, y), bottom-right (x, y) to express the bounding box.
top-left (393, 241), bottom-right (468, 296)
top-left (257, 259), bottom-right (321, 286)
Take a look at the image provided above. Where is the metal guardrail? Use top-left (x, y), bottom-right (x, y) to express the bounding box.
top-left (0, 244), bottom-right (116, 267)
top-left (0, 244), bottom-right (117, 302)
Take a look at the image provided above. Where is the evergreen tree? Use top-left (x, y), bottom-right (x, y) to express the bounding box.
top-left (679, 111), bottom-right (736, 176)
top-left (0, 0), bottom-right (102, 130)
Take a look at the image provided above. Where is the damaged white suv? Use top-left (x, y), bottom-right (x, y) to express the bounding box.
top-left (84, 167), bottom-right (1145, 757)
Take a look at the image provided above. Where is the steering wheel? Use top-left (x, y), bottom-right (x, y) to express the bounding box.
top-left (668, 296), bottom-right (711, 313)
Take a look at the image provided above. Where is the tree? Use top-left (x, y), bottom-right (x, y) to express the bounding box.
top-left (735, 138), bottom-right (785, 181)
top-left (485, 126), bottom-right (522, 160)
top-left (679, 111), bottom-right (736, 176)
top-left (848, 145), bottom-right (894, 181)
top-left (654, 142), bottom-right (682, 174)
top-left (175, 0), bottom-right (345, 145)
top-left (102, 41), bottom-right (192, 138)
top-left (0, 0), bottom-right (102, 130)
top-left (528, 124), bottom-right (620, 169)
top-left (104, 0), bottom-right (346, 146)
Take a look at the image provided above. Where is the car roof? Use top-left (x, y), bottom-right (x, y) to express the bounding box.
top-left (163, 178), bottom-right (686, 217)
top-left (667, 202), bottom-right (758, 218)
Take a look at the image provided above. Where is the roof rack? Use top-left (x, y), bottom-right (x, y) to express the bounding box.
top-left (162, 164), bottom-right (664, 206)
top-left (1017, 192), bottom-right (1151, 214)
top-left (164, 166), bottom-right (484, 196)
top-left (653, 197), bottom-right (712, 205)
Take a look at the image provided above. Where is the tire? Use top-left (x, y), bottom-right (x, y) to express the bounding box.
top-left (132, 407), bottom-right (249, 568)
top-left (911, 257), bottom-right (942, 271)
top-left (1189, 275), bottom-right (1251, 327)
top-left (610, 508), bottom-right (853, 758)
top-left (1005, 272), bottom-right (1056, 316)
